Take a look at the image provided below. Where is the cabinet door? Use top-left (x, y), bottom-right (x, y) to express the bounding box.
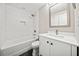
top-left (39, 36), bottom-right (50, 56)
top-left (50, 39), bottom-right (71, 56)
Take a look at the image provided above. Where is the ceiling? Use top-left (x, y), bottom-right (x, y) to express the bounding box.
top-left (7, 3), bottom-right (45, 13)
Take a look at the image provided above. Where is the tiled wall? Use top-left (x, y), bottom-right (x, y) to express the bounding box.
top-left (0, 4), bottom-right (34, 45)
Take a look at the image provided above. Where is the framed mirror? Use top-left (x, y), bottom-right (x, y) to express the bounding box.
top-left (49, 3), bottom-right (70, 27)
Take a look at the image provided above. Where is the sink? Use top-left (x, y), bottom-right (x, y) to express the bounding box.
top-left (47, 33), bottom-right (64, 38)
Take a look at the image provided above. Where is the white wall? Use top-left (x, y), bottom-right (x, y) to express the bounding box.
top-left (33, 11), bottom-right (39, 34)
top-left (0, 4), bottom-right (34, 46)
top-left (5, 4), bottom-right (34, 42)
top-left (0, 4), bottom-right (6, 47)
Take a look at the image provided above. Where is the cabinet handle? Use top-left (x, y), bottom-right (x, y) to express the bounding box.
top-left (47, 41), bottom-right (49, 43)
top-left (50, 43), bottom-right (53, 45)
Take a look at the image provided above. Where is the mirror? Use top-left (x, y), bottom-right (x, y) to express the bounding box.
top-left (49, 3), bottom-right (70, 27)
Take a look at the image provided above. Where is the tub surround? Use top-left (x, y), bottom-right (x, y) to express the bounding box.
top-left (0, 4), bottom-right (36, 56)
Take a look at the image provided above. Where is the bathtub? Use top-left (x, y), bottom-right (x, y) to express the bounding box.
top-left (0, 37), bottom-right (36, 56)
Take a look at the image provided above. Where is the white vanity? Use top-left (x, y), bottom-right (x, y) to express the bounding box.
top-left (39, 3), bottom-right (79, 56)
top-left (39, 33), bottom-right (78, 56)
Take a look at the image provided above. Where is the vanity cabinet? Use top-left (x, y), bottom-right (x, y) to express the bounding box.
top-left (39, 36), bottom-right (77, 56)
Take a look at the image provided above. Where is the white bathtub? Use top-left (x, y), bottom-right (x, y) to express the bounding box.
top-left (0, 37), bottom-right (35, 56)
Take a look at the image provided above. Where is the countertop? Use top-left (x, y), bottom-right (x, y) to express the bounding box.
top-left (39, 33), bottom-right (79, 47)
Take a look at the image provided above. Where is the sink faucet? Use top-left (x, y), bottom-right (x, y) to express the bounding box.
top-left (56, 30), bottom-right (58, 35)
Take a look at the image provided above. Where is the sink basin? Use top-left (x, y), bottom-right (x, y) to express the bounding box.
top-left (47, 33), bottom-right (64, 38)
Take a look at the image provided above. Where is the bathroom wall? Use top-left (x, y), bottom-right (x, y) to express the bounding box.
top-left (39, 4), bottom-right (49, 33)
top-left (0, 4), bottom-right (6, 47)
top-left (0, 4), bottom-right (34, 45)
top-left (39, 4), bottom-right (75, 33)
top-left (33, 11), bottom-right (39, 34)
top-left (5, 4), bottom-right (34, 42)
